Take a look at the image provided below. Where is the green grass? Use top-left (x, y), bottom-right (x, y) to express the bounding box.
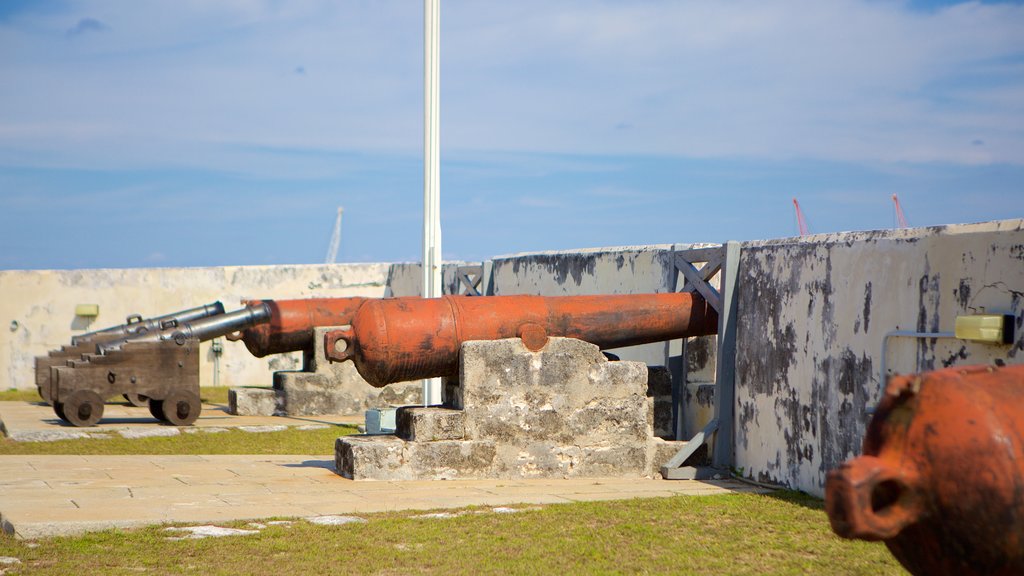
top-left (0, 491), bottom-right (904, 575)
top-left (0, 424), bottom-right (357, 456)
top-left (0, 386), bottom-right (235, 404)
top-left (0, 388), bottom-right (46, 402)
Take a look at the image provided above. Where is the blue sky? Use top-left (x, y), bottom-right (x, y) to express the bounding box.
top-left (1, 0), bottom-right (1022, 270)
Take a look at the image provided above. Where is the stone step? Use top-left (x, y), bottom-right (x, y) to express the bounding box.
top-left (395, 406), bottom-right (465, 442)
top-left (335, 435), bottom-right (495, 480)
top-left (273, 371), bottom-right (361, 416)
top-left (649, 437), bottom-right (689, 476)
top-left (228, 387), bottom-right (278, 416)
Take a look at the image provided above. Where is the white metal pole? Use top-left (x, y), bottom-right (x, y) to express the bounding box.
top-left (422, 0), bottom-right (442, 406)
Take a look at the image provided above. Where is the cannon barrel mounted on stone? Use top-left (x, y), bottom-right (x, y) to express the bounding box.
top-left (35, 301), bottom-right (226, 404)
top-left (825, 363), bottom-right (1024, 576)
top-left (324, 292), bottom-right (718, 387)
top-left (50, 304), bottom-right (271, 427)
top-left (230, 297), bottom-right (368, 357)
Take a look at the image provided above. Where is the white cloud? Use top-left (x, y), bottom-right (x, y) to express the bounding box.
top-left (0, 0), bottom-right (1021, 172)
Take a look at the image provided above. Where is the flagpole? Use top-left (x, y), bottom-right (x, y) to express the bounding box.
top-left (422, 0), bottom-right (442, 406)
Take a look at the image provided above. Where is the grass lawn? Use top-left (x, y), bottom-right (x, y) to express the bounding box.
top-left (0, 424), bottom-right (357, 455)
top-left (0, 491), bottom-right (904, 575)
top-left (0, 386), bottom-right (234, 404)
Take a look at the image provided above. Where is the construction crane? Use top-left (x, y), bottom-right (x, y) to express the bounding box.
top-left (793, 198), bottom-right (809, 236)
top-left (325, 207), bottom-right (344, 264)
top-left (892, 194), bottom-right (909, 229)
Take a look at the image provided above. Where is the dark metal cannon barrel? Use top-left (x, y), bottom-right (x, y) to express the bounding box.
top-left (97, 304), bottom-right (271, 354)
top-left (37, 301), bottom-right (226, 403)
top-left (825, 363), bottom-right (1024, 576)
top-left (323, 292), bottom-right (718, 387)
top-left (70, 301), bottom-right (225, 346)
top-left (234, 297), bottom-right (367, 357)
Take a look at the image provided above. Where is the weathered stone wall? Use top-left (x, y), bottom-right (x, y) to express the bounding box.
top-left (734, 220), bottom-right (1024, 496)
top-left (0, 264), bottom-right (390, 391)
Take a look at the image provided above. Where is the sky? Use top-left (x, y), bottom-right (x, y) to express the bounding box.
top-left (0, 0), bottom-right (1022, 270)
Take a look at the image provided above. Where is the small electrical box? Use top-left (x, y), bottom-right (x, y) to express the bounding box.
top-left (364, 407), bottom-right (397, 435)
top-left (75, 304), bottom-right (100, 317)
top-left (955, 314), bottom-right (1015, 344)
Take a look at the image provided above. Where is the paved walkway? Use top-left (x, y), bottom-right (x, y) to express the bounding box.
top-left (0, 455), bottom-right (769, 539)
top-left (0, 401), bottom-right (362, 441)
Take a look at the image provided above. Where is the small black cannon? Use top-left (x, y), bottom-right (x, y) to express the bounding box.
top-left (49, 304), bottom-right (270, 427)
top-left (34, 302), bottom-right (225, 405)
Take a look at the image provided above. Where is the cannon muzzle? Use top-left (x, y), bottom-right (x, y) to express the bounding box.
top-left (324, 292), bottom-right (717, 387)
top-left (70, 301), bottom-right (225, 346)
top-left (97, 303), bottom-right (271, 354)
top-left (825, 363), bottom-right (1024, 575)
top-left (233, 297), bottom-right (367, 357)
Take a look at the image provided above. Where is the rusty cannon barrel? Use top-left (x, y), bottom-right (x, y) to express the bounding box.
top-left (231, 297), bottom-right (367, 357)
top-left (323, 292), bottom-right (717, 387)
top-left (825, 363), bottom-right (1024, 576)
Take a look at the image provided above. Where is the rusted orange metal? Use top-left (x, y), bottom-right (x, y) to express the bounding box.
top-left (324, 292), bottom-right (717, 387)
top-left (234, 297), bottom-right (367, 357)
top-left (826, 363), bottom-right (1024, 576)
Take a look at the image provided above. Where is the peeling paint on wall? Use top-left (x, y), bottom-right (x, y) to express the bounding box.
top-left (734, 219), bottom-right (1024, 496)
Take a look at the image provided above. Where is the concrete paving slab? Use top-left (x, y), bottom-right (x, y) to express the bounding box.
top-left (0, 401), bottom-right (362, 441)
top-left (0, 455), bottom-right (772, 539)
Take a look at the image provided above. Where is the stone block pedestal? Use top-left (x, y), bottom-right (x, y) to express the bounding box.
top-left (228, 388), bottom-right (278, 416)
top-left (335, 337), bottom-right (687, 480)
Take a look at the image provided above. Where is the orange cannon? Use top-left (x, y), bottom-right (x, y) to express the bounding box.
top-left (232, 297), bottom-right (368, 357)
top-left (323, 293), bottom-right (718, 387)
top-left (825, 363), bottom-right (1024, 576)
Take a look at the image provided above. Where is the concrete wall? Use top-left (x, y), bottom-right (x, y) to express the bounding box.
top-left (384, 262), bottom-right (477, 297)
top-left (1, 263), bottom-right (390, 391)
top-left (733, 219), bottom-right (1024, 496)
